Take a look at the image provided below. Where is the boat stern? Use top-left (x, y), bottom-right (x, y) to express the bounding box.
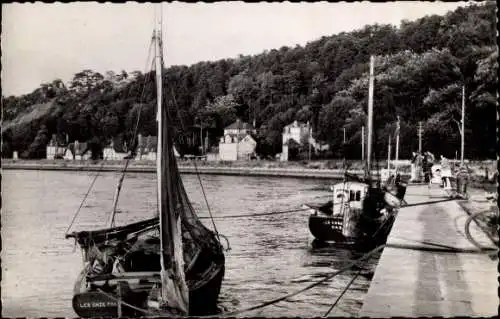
top-left (72, 291), bottom-right (119, 318)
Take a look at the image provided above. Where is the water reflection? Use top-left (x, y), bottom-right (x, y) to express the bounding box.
top-left (2, 170), bottom-right (377, 317)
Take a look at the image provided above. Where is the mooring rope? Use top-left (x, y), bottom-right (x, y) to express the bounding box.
top-left (197, 206), bottom-right (311, 220)
top-left (192, 159), bottom-right (221, 244)
top-left (218, 233), bottom-right (232, 251)
top-left (464, 210), bottom-right (498, 258)
top-left (322, 266), bottom-right (363, 317)
top-left (402, 197), bottom-right (457, 208)
top-left (200, 244), bottom-right (386, 318)
top-left (96, 288), bottom-right (153, 315)
top-left (91, 245), bottom-right (384, 318)
top-left (320, 199), bottom-right (400, 316)
top-left (387, 242), bottom-right (496, 254)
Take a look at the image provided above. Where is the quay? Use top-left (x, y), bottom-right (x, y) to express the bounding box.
top-left (2, 160), bottom-right (406, 180)
top-left (360, 185), bottom-right (498, 317)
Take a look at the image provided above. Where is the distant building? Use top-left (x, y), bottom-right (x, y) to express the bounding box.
top-left (46, 135), bottom-right (67, 159)
top-left (45, 135), bottom-right (92, 160)
top-left (218, 119), bottom-right (257, 161)
top-left (60, 140), bottom-right (91, 160)
top-left (109, 134), bottom-right (179, 161)
top-left (102, 139), bottom-right (129, 160)
top-left (280, 120), bottom-right (328, 161)
top-left (134, 134), bottom-right (159, 160)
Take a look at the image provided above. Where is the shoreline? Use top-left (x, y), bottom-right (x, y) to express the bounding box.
top-left (2, 159), bottom-right (372, 180)
top-left (3, 159), bottom-right (496, 184)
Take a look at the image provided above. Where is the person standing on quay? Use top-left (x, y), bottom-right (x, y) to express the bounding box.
top-left (415, 152), bottom-right (423, 182)
top-left (440, 155), bottom-right (452, 189)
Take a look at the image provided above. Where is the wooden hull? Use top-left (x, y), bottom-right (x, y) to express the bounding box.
top-left (308, 215), bottom-right (351, 243)
top-left (308, 213), bottom-right (395, 248)
top-left (72, 261), bottom-right (225, 317)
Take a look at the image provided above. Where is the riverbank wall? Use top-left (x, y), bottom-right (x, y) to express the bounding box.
top-left (2, 159), bottom-right (373, 180)
top-left (2, 159), bottom-right (496, 183)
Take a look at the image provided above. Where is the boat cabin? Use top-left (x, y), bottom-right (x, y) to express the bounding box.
top-left (330, 181), bottom-right (368, 212)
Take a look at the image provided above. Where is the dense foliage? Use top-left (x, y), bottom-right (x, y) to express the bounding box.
top-left (2, 2), bottom-right (497, 160)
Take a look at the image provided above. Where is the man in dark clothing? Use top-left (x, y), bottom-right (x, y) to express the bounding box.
top-left (422, 155), bottom-right (429, 183)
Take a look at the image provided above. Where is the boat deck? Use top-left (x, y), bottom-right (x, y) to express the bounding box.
top-left (360, 185), bottom-right (498, 317)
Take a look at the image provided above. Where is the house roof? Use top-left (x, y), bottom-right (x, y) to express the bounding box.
top-left (284, 120), bottom-right (310, 129)
top-left (68, 141), bottom-right (89, 155)
top-left (283, 138), bottom-right (301, 147)
top-left (223, 132), bottom-right (256, 143)
top-left (225, 119), bottom-right (254, 131)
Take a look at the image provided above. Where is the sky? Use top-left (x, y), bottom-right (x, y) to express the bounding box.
top-left (2, 1), bottom-right (470, 97)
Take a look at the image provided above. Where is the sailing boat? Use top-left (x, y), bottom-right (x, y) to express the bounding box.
top-left (66, 8), bottom-right (225, 317)
top-left (306, 56), bottom-right (406, 248)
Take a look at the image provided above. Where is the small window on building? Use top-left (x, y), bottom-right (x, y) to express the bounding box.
top-left (355, 191), bottom-right (361, 201)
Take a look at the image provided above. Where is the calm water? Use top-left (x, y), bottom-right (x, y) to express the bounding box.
top-left (2, 169), bottom-right (380, 317)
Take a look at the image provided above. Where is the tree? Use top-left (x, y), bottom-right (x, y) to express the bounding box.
top-left (69, 69), bottom-right (105, 95)
top-left (26, 125), bottom-right (50, 158)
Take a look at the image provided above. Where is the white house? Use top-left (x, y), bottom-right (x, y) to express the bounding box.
top-left (135, 134), bottom-right (157, 160)
top-left (280, 120), bottom-right (328, 161)
top-left (60, 140), bottom-right (91, 160)
top-left (132, 134), bottom-right (179, 160)
top-left (46, 135), bottom-right (67, 159)
top-left (102, 140), bottom-right (129, 160)
top-left (46, 135), bottom-right (91, 160)
top-left (218, 119), bottom-right (257, 161)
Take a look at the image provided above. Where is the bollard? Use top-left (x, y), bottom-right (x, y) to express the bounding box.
top-left (456, 166), bottom-right (469, 197)
top-left (396, 182), bottom-right (407, 200)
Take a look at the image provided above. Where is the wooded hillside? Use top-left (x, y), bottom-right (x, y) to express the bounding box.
top-left (2, 2), bottom-right (497, 160)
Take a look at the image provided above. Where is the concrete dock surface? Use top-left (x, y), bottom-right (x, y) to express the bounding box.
top-left (360, 185), bottom-right (498, 317)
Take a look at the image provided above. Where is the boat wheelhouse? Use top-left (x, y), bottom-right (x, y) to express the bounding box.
top-left (307, 181), bottom-right (369, 243)
top-left (306, 55), bottom-right (406, 247)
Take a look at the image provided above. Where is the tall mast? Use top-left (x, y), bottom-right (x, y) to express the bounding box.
top-left (387, 135), bottom-right (391, 170)
top-left (361, 125), bottom-right (365, 161)
top-left (395, 115), bottom-right (400, 172)
top-left (154, 5), bottom-right (188, 314)
top-left (461, 85), bottom-right (465, 165)
top-left (155, 6), bottom-right (163, 195)
top-left (365, 55), bottom-right (374, 179)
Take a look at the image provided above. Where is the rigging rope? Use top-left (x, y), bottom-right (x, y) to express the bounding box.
top-left (110, 35), bottom-right (156, 223)
top-left (65, 36), bottom-right (156, 234)
top-left (65, 159), bottom-right (108, 235)
top-left (168, 84), bottom-right (224, 247)
top-left (191, 141), bottom-right (221, 244)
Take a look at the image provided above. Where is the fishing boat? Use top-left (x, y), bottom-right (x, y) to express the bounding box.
top-left (65, 7), bottom-right (225, 317)
top-left (306, 56), bottom-right (406, 248)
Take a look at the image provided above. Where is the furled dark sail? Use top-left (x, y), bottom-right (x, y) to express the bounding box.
top-left (153, 19), bottom-right (189, 312)
top-left (65, 6), bottom-right (224, 318)
top-left (154, 21), bottom-right (223, 313)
